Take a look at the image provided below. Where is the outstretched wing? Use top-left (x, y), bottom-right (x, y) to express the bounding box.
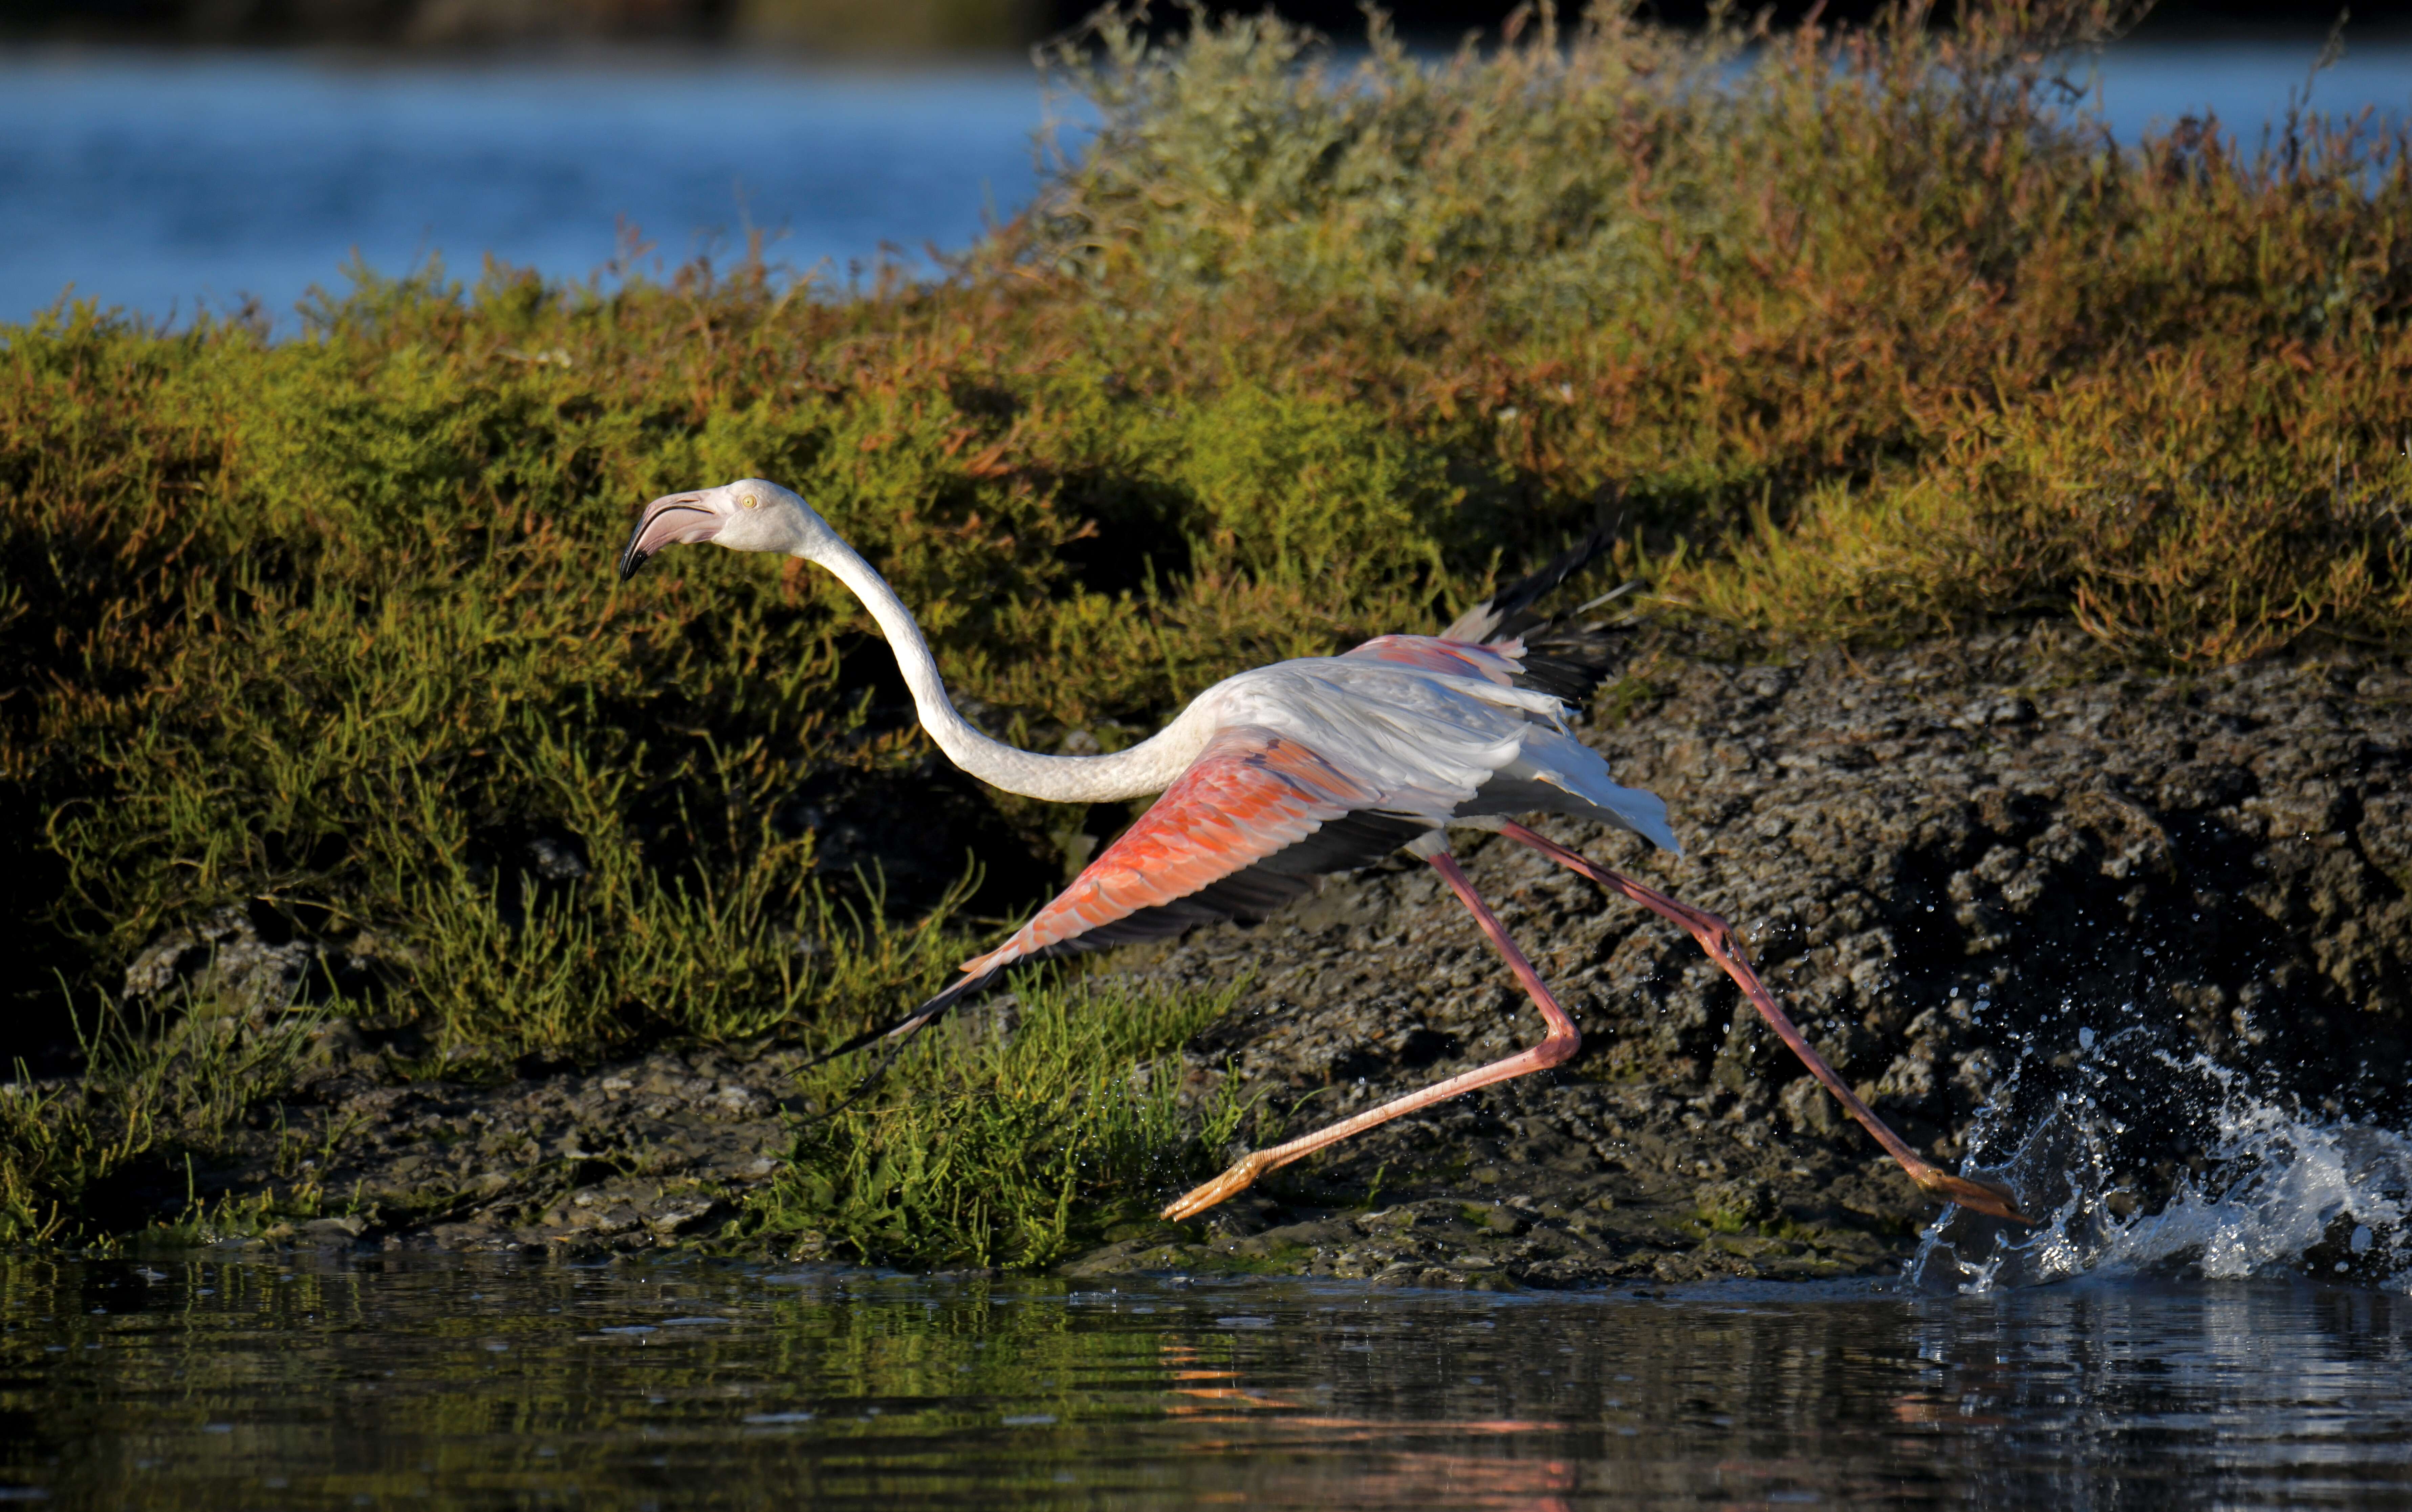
top-left (863, 726), bottom-right (1423, 1047)
top-left (964, 725), bottom-right (1421, 974)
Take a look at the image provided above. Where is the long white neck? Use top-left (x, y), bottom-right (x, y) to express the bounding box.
top-left (804, 540), bottom-right (1211, 803)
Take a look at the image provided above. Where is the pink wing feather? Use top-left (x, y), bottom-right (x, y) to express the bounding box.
top-left (954, 725), bottom-right (1377, 980)
top-left (1343, 634), bottom-right (1523, 686)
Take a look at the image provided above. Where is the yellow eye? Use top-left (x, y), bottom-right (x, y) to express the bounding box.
top-left (740, 492), bottom-right (760, 509)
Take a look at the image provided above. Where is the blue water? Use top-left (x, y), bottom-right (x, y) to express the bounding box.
top-left (0, 40), bottom-right (2405, 329)
top-left (2090, 41), bottom-right (2411, 144)
top-left (0, 54), bottom-right (1061, 327)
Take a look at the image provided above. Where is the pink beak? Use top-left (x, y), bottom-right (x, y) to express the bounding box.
top-left (619, 493), bottom-right (723, 579)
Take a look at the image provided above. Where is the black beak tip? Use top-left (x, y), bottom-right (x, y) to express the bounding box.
top-left (617, 517), bottom-right (653, 581)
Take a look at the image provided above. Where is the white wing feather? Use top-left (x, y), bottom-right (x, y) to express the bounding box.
top-left (1194, 657), bottom-right (1680, 852)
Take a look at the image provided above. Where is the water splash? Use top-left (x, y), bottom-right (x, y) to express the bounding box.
top-left (1911, 1051), bottom-right (2412, 1294)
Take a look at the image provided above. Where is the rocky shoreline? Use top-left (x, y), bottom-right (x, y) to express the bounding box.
top-left (110, 625), bottom-right (2412, 1283)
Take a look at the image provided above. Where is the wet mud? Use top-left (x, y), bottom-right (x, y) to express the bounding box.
top-left (118, 627), bottom-right (2412, 1283)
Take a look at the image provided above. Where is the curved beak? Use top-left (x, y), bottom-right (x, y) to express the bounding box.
top-left (619, 492), bottom-right (723, 580)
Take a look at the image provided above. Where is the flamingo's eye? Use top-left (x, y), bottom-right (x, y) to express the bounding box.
top-left (739, 492), bottom-right (760, 509)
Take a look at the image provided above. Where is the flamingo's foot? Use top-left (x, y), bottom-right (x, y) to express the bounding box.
top-left (1915, 1167), bottom-right (2035, 1224)
top-left (1161, 1151), bottom-right (1279, 1222)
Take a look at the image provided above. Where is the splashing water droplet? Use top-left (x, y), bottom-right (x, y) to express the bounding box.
top-left (1912, 1053), bottom-right (2411, 1294)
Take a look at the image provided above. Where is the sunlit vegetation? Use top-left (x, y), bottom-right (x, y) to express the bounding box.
top-left (2, 0), bottom-right (2406, 1252)
top-left (744, 974), bottom-right (1255, 1270)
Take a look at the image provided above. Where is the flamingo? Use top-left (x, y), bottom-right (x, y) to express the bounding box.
top-left (620, 479), bottom-right (2030, 1225)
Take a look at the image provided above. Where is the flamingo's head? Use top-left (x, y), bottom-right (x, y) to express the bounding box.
top-left (618, 479), bottom-right (835, 579)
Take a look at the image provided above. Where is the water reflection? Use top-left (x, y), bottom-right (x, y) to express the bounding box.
top-left (2, 1255), bottom-right (2408, 1507)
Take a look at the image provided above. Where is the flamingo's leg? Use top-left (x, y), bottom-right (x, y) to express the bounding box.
top-left (1494, 820), bottom-right (2033, 1224)
top-left (1162, 851), bottom-right (1580, 1222)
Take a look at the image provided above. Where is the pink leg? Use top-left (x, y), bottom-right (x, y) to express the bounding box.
top-left (1161, 851), bottom-right (1581, 1222)
top-left (1495, 821), bottom-right (2031, 1224)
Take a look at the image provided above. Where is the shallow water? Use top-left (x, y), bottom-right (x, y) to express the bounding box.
top-left (3, 1254), bottom-right (2409, 1509)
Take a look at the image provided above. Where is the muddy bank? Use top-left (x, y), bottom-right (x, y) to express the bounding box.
top-left (99, 626), bottom-right (2412, 1281)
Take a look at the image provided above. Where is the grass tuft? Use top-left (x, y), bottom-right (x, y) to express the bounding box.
top-left (741, 974), bottom-right (1254, 1270)
top-left (0, 988), bottom-right (329, 1244)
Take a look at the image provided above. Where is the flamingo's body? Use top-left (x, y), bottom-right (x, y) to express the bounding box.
top-left (947, 645), bottom-right (1680, 1013)
top-left (621, 479), bottom-right (2029, 1225)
